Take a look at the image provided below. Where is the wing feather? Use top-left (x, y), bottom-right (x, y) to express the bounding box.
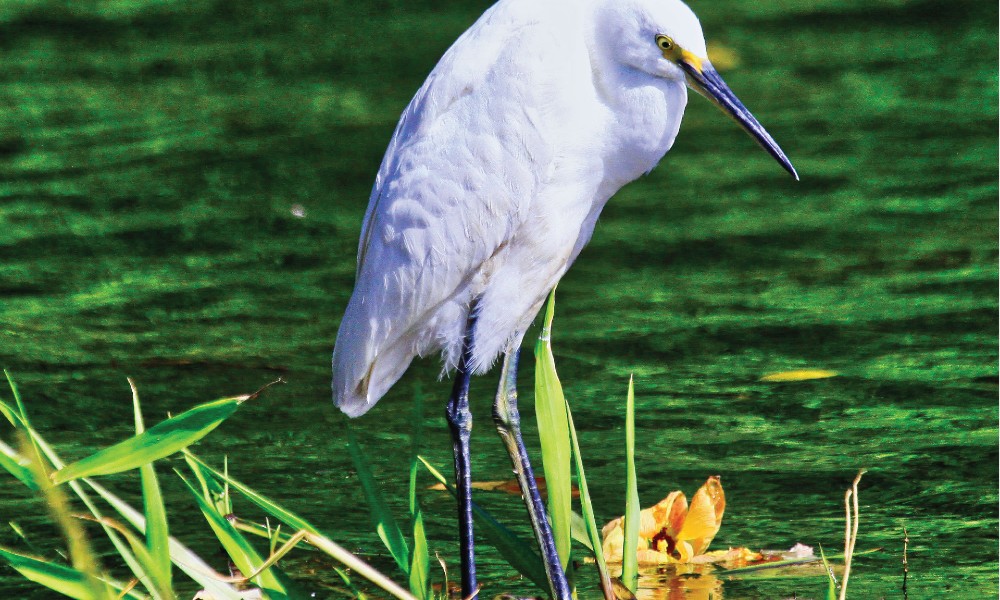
top-left (333, 0), bottom-right (562, 414)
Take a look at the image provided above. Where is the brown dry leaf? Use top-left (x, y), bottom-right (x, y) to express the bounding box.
top-left (427, 476), bottom-right (579, 498)
top-left (760, 369), bottom-right (839, 382)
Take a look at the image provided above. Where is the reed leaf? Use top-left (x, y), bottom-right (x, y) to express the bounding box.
top-left (347, 427), bottom-right (411, 575)
top-left (566, 402), bottom-right (616, 600)
top-left (533, 289), bottom-right (573, 570)
top-left (820, 545), bottom-right (837, 600)
top-left (408, 508), bottom-right (430, 599)
top-left (418, 456), bottom-right (549, 591)
top-left (2, 372), bottom-right (46, 478)
top-left (302, 532), bottom-right (418, 600)
top-left (621, 375), bottom-right (640, 594)
top-left (407, 392), bottom-right (430, 600)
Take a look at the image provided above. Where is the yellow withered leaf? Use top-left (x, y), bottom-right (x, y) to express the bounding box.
top-left (602, 477), bottom-right (726, 564)
top-left (675, 477), bottom-right (726, 561)
top-left (640, 490), bottom-right (687, 540)
top-left (688, 547), bottom-right (764, 565)
top-left (760, 369), bottom-right (839, 382)
top-left (706, 41), bottom-right (741, 71)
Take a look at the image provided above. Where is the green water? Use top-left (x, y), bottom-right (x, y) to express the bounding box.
top-left (0, 0), bottom-right (996, 597)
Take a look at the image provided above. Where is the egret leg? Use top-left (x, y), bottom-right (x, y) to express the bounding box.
top-left (492, 347), bottom-right (573, 600)
top-left (446, 307), bottom-right (478, 599)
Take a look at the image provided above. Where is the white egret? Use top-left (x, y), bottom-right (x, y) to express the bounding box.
top-left (332, 0), bottom-right (796, 596)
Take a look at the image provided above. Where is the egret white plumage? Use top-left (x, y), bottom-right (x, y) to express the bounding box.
top-left (332, 0), bottom-right (796, 596)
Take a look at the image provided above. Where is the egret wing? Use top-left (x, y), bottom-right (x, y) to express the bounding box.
top-left (334, 1), bottom-right (564, 415)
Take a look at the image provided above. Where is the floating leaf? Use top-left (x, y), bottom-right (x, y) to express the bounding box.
top-left (706, 40), bottom-right (741, 70)
top-left (675, 476), bottom-right (726, 561)
top-left (604, 477), bottom-right (726, 565)
top-left (719, 547), bottom-right (881, 576)
top-left (760, 370), bottom-right (839, 382)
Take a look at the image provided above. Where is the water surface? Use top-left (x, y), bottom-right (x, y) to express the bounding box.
top-left (0, 0), bottom-right (996, 597)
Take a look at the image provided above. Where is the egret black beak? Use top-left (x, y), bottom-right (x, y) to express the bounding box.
top-left (680, 57), bottom-right (798, 180)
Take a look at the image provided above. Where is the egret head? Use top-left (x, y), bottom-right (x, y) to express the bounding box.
top-left (596, 0), bottom-right (798, 179)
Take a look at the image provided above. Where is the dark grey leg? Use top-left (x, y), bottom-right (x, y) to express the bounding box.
top-left (446, 306), bottom-right (478, 598)
top-left (492, 347), bottom-right (573, 599)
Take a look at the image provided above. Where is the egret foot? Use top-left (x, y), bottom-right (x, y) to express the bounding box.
top-left (446, 307), bottom-right (478, 599)
top-left (492, 347), bottom-right (573, 600)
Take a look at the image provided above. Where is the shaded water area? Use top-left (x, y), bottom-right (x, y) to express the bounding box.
top-left (0, 0), bottom-right (996, 597)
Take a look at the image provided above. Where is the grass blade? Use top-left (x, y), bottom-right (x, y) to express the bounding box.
top-left (77, 514), bottom-right (179, 598)
top-left (231, 517), bottom-right (314, 548)
top-left (0, 546), bottom-right (107, 600)
top-left (130, 379), bottom-right (172, 598)
top-left (1, 370), bottom-right (26, 428)
top-left (407, 392), bottom-right (430, 599)
top-left (19, 433), bottom-right (114, 600)
top-left (177, 471), bottom-right (290, 598)
top-left (183, 453), bottom-right (417, 600)
top-left (621, 375), bottom-right (640, 594)
top-left (84, 477), bottom-right (262, 600)
top-left (12, 427), bottom-right (176, 599)
top-left (820, 545), bottom-right (837, 600)
top-left (3, 372), bottom-right (47, 482)
top-left (11, 393), bottom-right (244, 600)
top-left (533, 289), bottom-right (573, 570)
top-left (347, 427), bottom-right (411, 575)
top-left (566, 402), bottom-right (616, 600)
top-left (184, 452), bottom-right (318, 533)
top-left (302, 532), bottom-right (418, 600)
top-left (0, 438), bottom-right (36, 489)
top-left (408, 508), bottom-right (430, 599)
top-left (418, 456), bottom-right (549, 591)
top-left (53, 393), bottom-right (252, 485)
top-left (409, 386), bottom-right (424, 519)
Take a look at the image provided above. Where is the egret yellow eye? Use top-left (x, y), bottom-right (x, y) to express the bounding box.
top-left (656, 35), bottom-right (674, 51)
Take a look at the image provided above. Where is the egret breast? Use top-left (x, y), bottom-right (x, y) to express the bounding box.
top-left (602, 80), bottom-right (688, 187)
